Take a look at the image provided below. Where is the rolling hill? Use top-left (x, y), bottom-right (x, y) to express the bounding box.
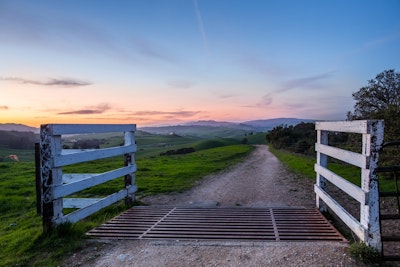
top-left (142, 118), bottom-right (315, 137)
top-left (0, 118), bottom-right (315, 138)
top-left (0, 123), bottom-right (39, 133)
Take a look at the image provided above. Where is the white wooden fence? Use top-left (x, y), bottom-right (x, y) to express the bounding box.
top-left (38, 124), bottom-right (137, 230)
top-left (315, 120), bottom-right (384, 251)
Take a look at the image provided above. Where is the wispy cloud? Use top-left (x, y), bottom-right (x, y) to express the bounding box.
top-left (130, 37), bottom-right (179, 65)
top-left (167, 80), bottom-right (195, 89)
top-left (259, 94), bottom-right (273, 106)
top-left (244, 93), bottom-right (274, 108)
top-left (0, 105), bottom-right (8, 110)
top-left (0, 3), bottom-right (141, 66)
top-left (132, 110), bottom-right (200, 117)
top-left (338, 31), bottom-right (400, 65)
top-left (282, 102), bottom-right (308, 110)
top-left (366, 32), bottom-right (400, 48)
top-left (194, 0), bottom-right (209, 55)
top-left (58, 103), bottom-right (110, 115)
top-left (239, 56), bottom-right (286, 77)
top-left (218, 94), bottom-right (236, 99)
top-left (0, 4), bottom-right (110, 53)
top-left (244, 71), bottom-right (335, 110)
top-left (245, 93), bottom-right (273, 108)
top-left (1, 77), bottom-right (91, 87)
top-left (278, 71), bottom-right (335, 93)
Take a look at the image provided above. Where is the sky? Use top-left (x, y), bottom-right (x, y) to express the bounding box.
top-left (0, 0), bottom-right (399, 128)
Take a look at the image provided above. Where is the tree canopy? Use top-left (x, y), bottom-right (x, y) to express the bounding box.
top-left (347, 69), bottom-right (400, 141)
top-left (266, 122), bottom-right (315, 154)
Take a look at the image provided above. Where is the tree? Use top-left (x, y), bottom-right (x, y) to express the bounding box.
top-left (266, 122), bottom-right (315, 154)
top-left (347, 69), bottom-right (400, 141)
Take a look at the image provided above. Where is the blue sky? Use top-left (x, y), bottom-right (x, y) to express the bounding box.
top-left (0, 0), bottom-right (399, 127)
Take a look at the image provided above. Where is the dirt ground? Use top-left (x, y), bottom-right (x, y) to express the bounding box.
top-left (62, 145), bottom-right (365, 266)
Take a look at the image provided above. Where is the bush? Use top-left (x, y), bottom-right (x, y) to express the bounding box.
top-left (160, 147), bottom-right (195, 156)
top-left (349, 242), bottom-right (380, 264)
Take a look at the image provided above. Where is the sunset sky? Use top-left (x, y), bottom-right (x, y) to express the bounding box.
top-left (1, 0), bottom-right (399, 127)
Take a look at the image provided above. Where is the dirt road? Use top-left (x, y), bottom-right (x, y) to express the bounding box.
top-left (63, 145), bottom-right (362, 266)
top-left (140, 145), bottom-right (315, 208)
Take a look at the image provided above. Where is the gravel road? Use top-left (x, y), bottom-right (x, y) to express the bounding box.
top-left (63, 145), bottom-right (363, 266)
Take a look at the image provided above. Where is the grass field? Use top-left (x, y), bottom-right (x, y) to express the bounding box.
top-left (0, 147), bottom-right (36, 162)
top-left (269, 147), bottom-right (396, 193)
top-left (0, 142), bottom-right (253, 266)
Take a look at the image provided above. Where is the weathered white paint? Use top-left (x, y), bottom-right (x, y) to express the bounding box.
top-left (54, 164), bottom-right (137, 198)
top-left (360, 120), bottom-right (384, 251)
top-left (63, 198), bottom-right (103, 208)
top-left (314, 120), bottom-right (384, 252)
top-left (48, 124), bottom-right (136, 135)
top-left (45, 133), bottom-right (64, 224)
top-left (58, 186), bottom-right (137, 224)
top-left (39, 124), bottom-right (137, 229)
top-left (314, 185), bottom-right (366, 240)
top-left (316, 130), bottom-right (328, 212)
top-left (124, 131), bottom-right (136, 204)
top-left (124, 131), bottom-right (135, 146)
top-left (62, 173), bottom-right (95, 184)
top-left (53, 144), bottom-right (137, 167)
top-left (315, 120), bottom-right (369, 134)
top-left (314, 164), bottom-right (367, 205)
top-left (315, 143), bottom-right (367, 169)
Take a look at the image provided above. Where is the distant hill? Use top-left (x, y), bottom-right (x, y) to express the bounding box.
top-left (141, 118), bottom-right (315, 137)
top-left (0, 118), bottom-right (315, 138)
top-left (182, 118), bottom-right (315, 131)
top-left (0, 123), bottom-right (39, 133)
top-left (0, 130), bottom-right (39, 149)
top-left (140, 125), bottom-right (249, 138)
top-left (183, 120), bottom-right (254, 131)
top-left (243, 118), bottom-right (315, 131)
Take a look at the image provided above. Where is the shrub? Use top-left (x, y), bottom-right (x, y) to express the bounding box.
top-left (160, 147), bottom-right (195, 156)
top-left (349, 242), bottom-right (380, 264)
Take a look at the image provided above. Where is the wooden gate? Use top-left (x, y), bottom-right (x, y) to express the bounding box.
top-left (314, 120), bottom-right (384, 252)
top-left (36, 124), bottom-right (137, 230)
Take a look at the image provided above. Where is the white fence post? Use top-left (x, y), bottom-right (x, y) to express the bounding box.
top-left (124, 130), bottom-right (136, 205)
top-left (316, 130), bottom-right (328, 212)
top-left (40, 124), bottom-right (64, 230)
top-left (360, 120), bottom-right (384, 251)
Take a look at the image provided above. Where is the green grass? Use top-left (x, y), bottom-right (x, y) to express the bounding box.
top-left (137, 145), bottom-right (252, 195)
top-left (269, 147), bottom-right (316, 179)
top-left (192, 138), bottom-right (239, 151)
top-left (0, 162), bottom-right (43, 266)
top-left (0, 147), bottom-right (36, 162)
top-left (269, 146), bottom-right (395, 192)
top-left (0, 144), bottom-right (253, 266)
top-left (349, 242), bottom-right (380, 264)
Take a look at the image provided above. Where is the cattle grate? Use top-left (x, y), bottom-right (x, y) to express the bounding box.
top-left (87, 206), bottom-right (346, 242)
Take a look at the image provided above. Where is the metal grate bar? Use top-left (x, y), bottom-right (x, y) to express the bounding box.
top-left (87, 206), bottom-right (346, 242)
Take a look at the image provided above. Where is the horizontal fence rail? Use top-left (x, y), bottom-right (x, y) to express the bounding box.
top-left (37, 124), bottom-right (137, 230)
top-left (314, 120), bottom-right (384, 251)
